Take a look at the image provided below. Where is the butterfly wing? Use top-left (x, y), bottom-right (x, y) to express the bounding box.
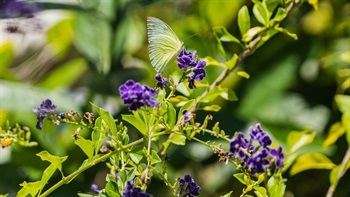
top-left (147, 17), bottom-right (183, 73)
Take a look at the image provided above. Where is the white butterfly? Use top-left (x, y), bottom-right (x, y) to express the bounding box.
top-left (147, 17), bottom-right (183, 73)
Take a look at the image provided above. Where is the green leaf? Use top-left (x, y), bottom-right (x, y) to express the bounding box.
top-left (274, 26), bottom-right (298, 40)
top-left (122, 113), bottom-right (147, 136)
top-left (233, 173), bottom-right (246, 185)
top-left (17, 181), bottom-right (42, 197)
top-left (0, 42), bottom-right (15, 80)
top-left (220, 88), bottom-right (238, 101)
top-left (272, 7), bottom-right (287, 22)
top-left (77, 193), bottom-right (95, 197)
top-left (91, 103), bottom-right (117, 135)
top-left (150, 150), bottom-right (162, 165)
top-left (226, 54), bottom-right (238, 70)
top-left (252, 0), bottom-right (270, 26)
top-left (221, 191), bottom-right (233, 197)
top-left (242, 26), bottom-right (266, 42)
top-left (290, 153), bottom-right (336, 176)
top-left (335, 95), bottom-right (350, 114)
top-left (323, 122), bottom-right (346, 148)
top-left (166, 102), bottom-right (177, 127)
top-left (254, 186), bottom-right (267, 197)
top-left (171, 133), bottom-right (187, 145)
top-left (75, 136), bottom-right (95, 159)
top-left (238, 5), bottom-right (251, 37)
top-left (267, 175), bottom-right (286, 197)
top-left (177, 99), bottom-right (195, 124)
top-left (237, 71), bottom-right (250, 79)
top-left (130, 151), bottom-right (144, 164)
top-left (36, 151), bottom-right (68, 173)
top-left (203, 105), bottom-right (221, 112)
top-left (287, 130), bottom-right (315, 153)
top-left (92, 117), bottom-right (106, 154)
top-left (213, 26), bottom-right (243, 59)
top-left (329, 165), bottom-right (340, 186)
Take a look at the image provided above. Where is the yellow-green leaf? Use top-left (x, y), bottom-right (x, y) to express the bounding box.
top-left (335, 95), bottom-right (350, 114)
top-left (242, 26), bottom-right (266, 42)
top-left (75, 136), bottom-right (94, 159)
top-left (323, 122), bottom-right (346, 148)
top-left (171, 133), bottom-right (187, 145)
top-left (308, 0), bottom-right (319, 10)
top-left (287, 130), bottom-right (315, 153)
top-left (237, 71), bottom-right (250, 79)
top-left (203, 105), bottom-right (221, 112)
top-left (290, 153), bottom-right (336, 176)
top-left (238, 5), bottom-right (251, 37)
top-left (226, 54), bottom-right (238, 70)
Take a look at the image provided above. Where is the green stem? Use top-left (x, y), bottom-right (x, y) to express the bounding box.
top-left (38, 138), bottom-right (145, 197)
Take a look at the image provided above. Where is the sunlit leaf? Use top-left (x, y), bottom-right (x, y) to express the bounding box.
top-left (290, 153), bottom-right (336, 176)
top-left (91, 103), bottom-right (117, 135)
top-left (220, 88), bottom-right (238, 101)
top-left (329, 165), bottom-right (340, 186)
top-left (252, 0), bottom-right (270, 26)
top-left (272, 7), bottom-right (287, 22)
top-left (122, 113), bottom-right (147, 136)
top-left (171, 133), bottom-right (186, 145)
top-left (166, 102), bottom-right (177, 127)
top-left (17, 181), bottom-right (42, 197)
top-left (274, 26), bottom-right (298, 40)
top-left (323, 122), bottom-right (346, 148)
top-left (335, 95), bottom-right (350, 114)
top-left (254, 186), bottom-right (267, 197)
top-left (92, 117), bottom-right (106, 154)
top-left (238, 5), bottom-right (251, 37)
top-left (267, 175), bottom-right (285, 196)
top-left (287, 130), bottom-right (315, 153)
top-left (203, 56), bottom-right (227, 68)
top-left (130, 150), bottom-right (143, 164)
top-left (226, 54), bottom-right (238, 70)
top-left (75, 136), bottom-right (94, 159)
top-left (203, 105), bottom-right (221, 112)
top-left (242, 26), bottom-right (266, 42)
top-left (237, 71), bottom-right (250, 79)
top-left (221, 191), bottom-right (233, 197)
top-left (308, 0), bottom-right (319, 10)
top-left (150, 150), bottom-right (162, 164)
top-left (213, 26), bottom-right (243, 59)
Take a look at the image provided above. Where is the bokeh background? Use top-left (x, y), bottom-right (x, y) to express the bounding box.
top-left (0, 0), bottom-right (349, 196)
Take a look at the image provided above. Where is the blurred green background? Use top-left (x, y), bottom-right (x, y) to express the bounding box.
top-left (0, 0), bottom-right (349, 196)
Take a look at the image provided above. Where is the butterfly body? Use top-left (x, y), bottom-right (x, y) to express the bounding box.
top-left (147, 17), bottom-right (183, 73)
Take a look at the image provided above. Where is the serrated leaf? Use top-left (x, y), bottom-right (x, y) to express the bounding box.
top-left (171, 133), bottom-right (187, 145)
top-left (75, 136), bottom-right (94, 159)
top-left (122, 113), bottom-right (147, 136)
top-left (238, 5), bottom-right (251, 37)
top-left (203, 105), bottom-right (221, 112)
top-left (237, 71), bottom-right (250, 79)
top-left (242, 26), bottom-right (266, 42)
top-left (91, 103), bottom-right (117, 135)
top-left (290, 153), bottom-right (336, 176)
top-left (252, 0), bottom-right (270, 26)
top-left (150, 150), bottom-right (162, 164)
top-left (323, 122), bottom-right (346, 148)
top-left (287, 130), bottom-right (315, 153)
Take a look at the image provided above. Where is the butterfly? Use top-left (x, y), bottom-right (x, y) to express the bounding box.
top-left (147, 17), bottom-right (183, 73)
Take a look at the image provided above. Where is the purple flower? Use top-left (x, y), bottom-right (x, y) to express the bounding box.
top-left (181, 110), bottom-right (192, 125)
top-left (270, 146), bottom-right (285, 168)
top-left (122, 181), bottom-right (150, 197)
top-left (119, 80), bottom-right (158, 111)
top-left (188, 61), bottom-right (207, 89)
top-left (33, 99), bottom-right (57, 130)
top-left (177, 49), bottom-right (197, 69)
top-left (230, 132), bottom-right (248, 154)
top-left (2, 0), bottom-right (39, 18)
top-left (248, 123), bottom-right (271, 147)
top-left (91, 184), bottom-right (101, 195)
top-left (155, 73), bottom-right (169, 89)
top-left (247, 148), bottom-right (270, 174)
top-left (178, 174), bottom-right (200, 197)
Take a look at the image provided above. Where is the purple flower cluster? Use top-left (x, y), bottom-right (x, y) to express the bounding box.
top-left (229, 124), bottom-right (284, 175)
top-left (122, 181), bottom-right (150, 197)
top-left (177, 49), bottom-right (207, 89)
top-left (155, 73), bottom-right (168, 89)
top-left (177, 174), bottom-right (200, 197)
top-left (119, 80), bottom-right (158, 111)
top-left (33, 99), bottom-right (57, 130)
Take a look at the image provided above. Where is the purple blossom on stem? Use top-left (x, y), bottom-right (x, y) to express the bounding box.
top-left (33, 99), bottom-right (57, 130)
top-left (178, 174), bottom-right (200, 197)
top-left (270, 146), bottom-right (285, 168)
top-left (155, 73), bottom-right (168, 89)
top-left (181, 110), bottom-right (192, 125)
top-left (91, 184), bottom-right (101, 195)
top-left (122, 181), bottom-right (150, 197)
top-left (119, 80), bottom-right (158, 111)
top-left (177, 49), bottom-right (197, 69)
